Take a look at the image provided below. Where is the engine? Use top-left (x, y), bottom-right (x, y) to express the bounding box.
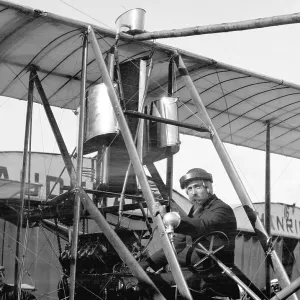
top-left (58, 228), bottom-right (143, 300)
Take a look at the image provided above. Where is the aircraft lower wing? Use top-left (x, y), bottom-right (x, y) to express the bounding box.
top-left (0, 178), bottom-right (42, 225)
top-left (0, 178), bottom-right (42, 199)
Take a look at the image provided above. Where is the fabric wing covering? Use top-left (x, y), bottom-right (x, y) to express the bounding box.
top-left (1, 1), bottom-right (300, 157)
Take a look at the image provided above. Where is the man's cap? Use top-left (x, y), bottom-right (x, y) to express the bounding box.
top-left (0, 266), bottom-right (5, 271)
top-left (179, 168), bottom-right (213, 189)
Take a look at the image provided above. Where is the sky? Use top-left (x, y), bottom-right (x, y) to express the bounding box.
top-left (1, 0), bottom-right (300, 206)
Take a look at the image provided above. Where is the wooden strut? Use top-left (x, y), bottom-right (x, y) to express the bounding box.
top-left (69, 33), bottom-right (88, 300)
top-left (166, 58), bottom-right (175, 212)
top-left (265, 121), bottom-right (271, 297)
top-left (14, 70), bottom-right (34, 300)
top-left (133, 12), bottom-right (300, 40)
top-left (124, 110), bottom-right (209, 133)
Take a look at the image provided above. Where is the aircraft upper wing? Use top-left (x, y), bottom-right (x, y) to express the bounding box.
top-left (1, 1), bottom-right (300, 158)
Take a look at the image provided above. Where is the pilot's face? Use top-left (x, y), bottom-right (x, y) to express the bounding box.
top-left (186, 179), bottom-right (210, 206)
top-left (271, 283), bottom-right (280, 293)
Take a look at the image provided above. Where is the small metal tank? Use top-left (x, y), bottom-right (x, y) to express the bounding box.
top-left (157, 97), bottom-right (180, 148)
top-left (143, 97), bottom-right (180, 163)
top-left (83, 83), bottom-right (119, 154)
top-left (115, 8), bottom-right (146, 34)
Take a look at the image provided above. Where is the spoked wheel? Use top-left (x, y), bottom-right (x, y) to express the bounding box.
top-left (186, 231), bottom-right (229, 274)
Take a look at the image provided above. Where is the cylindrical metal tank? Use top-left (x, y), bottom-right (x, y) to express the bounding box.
top-left (83, 83), bottom-right (119, 154)
top-left (156, 97), bottom-right (180, 148)
top-left (115, 8), bottom-right (146, 34)
top-left (143, 97), bottom-right (180, 163)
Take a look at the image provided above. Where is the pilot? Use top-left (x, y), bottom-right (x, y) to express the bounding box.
top-left (270, 278), bottom-right (281, 294)
top-left (140, 168), bottom-right (239, 299)
top-left (0, 266), bottom-right (36, 300)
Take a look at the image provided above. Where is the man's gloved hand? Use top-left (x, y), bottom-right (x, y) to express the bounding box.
top-left (152, 202), bottom-right (166, 217)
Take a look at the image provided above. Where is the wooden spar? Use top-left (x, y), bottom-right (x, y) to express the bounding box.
top-left (88, 25), bottom-right (193, 300)
top-left (133, 12), bottom-right (300, 41)
top-left (173, 51), bottom-right (299, 300)
top-left (124, 110), bottom-right (209, 132)
top-left (14, 70), bottom-right (34, 300)
top-left (1, 221), bottom-right (5, 264)
top-left (41, 220), bottom-right (74, 242)
top-left (69, 34), bottom-right (88, 300)
top-left (136, 59), bottom-right (147, 167)
top-left (166, 58), bottom-right (175, 212)
top-left (265, 121), bottom-right (271, 296)
top-left (2, 0), bottom-right (300, 46)
top-left (33, 71), bottom-right (77, 186)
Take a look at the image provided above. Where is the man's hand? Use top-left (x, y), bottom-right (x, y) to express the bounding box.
top-left (152, 202), bottom-right (166, 217)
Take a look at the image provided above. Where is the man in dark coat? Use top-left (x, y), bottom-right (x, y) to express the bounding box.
top-left (0, 266), bottom-right (36, 300)
top-left (140, 168), bottom-right (240, 299)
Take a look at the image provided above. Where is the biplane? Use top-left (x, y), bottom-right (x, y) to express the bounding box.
top-left (0, 1), bottom-right (300, 299)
